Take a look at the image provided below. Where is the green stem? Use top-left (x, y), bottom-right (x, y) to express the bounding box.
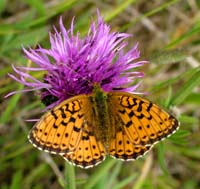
top-left (65, 163), bottom-right (76, 189)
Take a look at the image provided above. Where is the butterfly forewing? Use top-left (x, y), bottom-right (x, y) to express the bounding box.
top-left (29, 95), bottom-right (88, 153)
top-left (107, 92), bottom-right (179, 160)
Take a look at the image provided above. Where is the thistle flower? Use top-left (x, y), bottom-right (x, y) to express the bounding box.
top-left (9, 13), bottom-right (147, 109)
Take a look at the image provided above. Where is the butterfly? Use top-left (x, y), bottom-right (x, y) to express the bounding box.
top-left (28, 84), bottom-right (179, 169)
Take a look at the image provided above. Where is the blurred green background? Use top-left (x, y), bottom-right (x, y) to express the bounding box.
top-left (0, 0), bottom-right (200, 189)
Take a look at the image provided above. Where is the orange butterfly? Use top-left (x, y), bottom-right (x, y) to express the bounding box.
top-left (28, 85), bottom-right (179, 168)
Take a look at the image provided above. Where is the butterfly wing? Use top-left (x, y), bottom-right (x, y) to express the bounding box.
top-left (28, 94), bottom-right (106, 168)
top-left (62, 121), bottom-right (106, 168)
top-left (107, 92), bottom-right (179, 160)
top-left (28, 95), bottom-right (88, 154)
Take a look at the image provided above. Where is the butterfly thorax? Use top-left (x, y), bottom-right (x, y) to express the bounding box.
top-left (89, 85), bottom-right (111, 152)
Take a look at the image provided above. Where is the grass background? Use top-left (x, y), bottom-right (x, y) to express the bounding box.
top-left (0, 0), bottom-right (200, 189)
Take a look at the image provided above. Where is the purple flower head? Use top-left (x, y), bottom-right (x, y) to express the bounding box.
top-left (9, 12), bottom-right (148, 109)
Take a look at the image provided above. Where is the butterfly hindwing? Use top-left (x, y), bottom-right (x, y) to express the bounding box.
top-left (109, 127), bottom-right (151, 160)
top-left (61, 105), bottom-right (106, 168)
top-left (63, 129), bottom-right (106, 169)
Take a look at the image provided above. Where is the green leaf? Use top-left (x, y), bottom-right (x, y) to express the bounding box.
top-left (149, 49), bottom-right (187, 65)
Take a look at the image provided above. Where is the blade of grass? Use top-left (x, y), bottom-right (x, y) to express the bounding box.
top-left (164, 87), bottom-right (172, 108)
top-left (0, 84), bottom-right (23, 124)
top-left (169, 129), bottom-right (190, 145)
top-left (151, 67), bottom-right (199, 92)
top-left (1, 145), bottom-right (32, 162)
top-left (83, 158), bottom-right (116, 189)
top-left (11, 170), bottom-right (23, 189)
top-left (170, 67), bottom-right (200, 105)
top-left (113, 174), bottom-right (137, 189)
top-left (179, 114), bottom-right (198, 124)
top-left (95, 173), bottom-right (108, 189)
top-left (121, 0), bottom-right (180, 31)
top-left (0, 0), bottom-right (6, 14)
top-left (184, 92), bottom-right (200, 105)
top-left (23, 164), bottom-right (49, 188)
top-left (104, 0), bottom-right (137, 21)
top-left (24, 0), bottom-right (81, 28)
top-left (133, 153), bottom-right (153, 189)
top-left (105, 162), bottom-right (123, 188)
top-left (157, 142), bottom-right (169, 175)
top-left (65, 163), bottom-right (76, 189)
top-left (166, 21), bottom-right (200, 49)
top-left (0, 26), bottom-right (48, 54)
top-left (24, 0), bottom-right (46, 16)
